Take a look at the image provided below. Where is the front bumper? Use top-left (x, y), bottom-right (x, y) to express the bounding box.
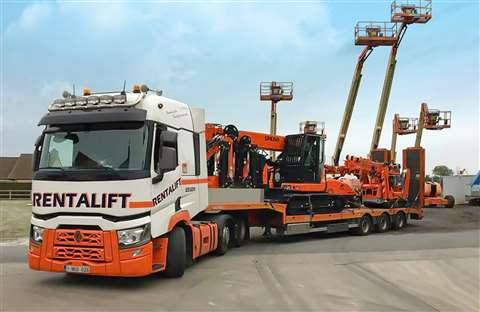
top-left (28, 228), bottom-right (167, 277)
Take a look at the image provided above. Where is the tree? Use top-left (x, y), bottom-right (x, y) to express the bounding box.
top-left (432, 165), bottom-right (453, 177)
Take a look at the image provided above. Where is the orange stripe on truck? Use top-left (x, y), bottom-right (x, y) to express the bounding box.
top-left (181, 178), bottom-right (209, 185)
top-left (129, 201), bottom-right (153, 208)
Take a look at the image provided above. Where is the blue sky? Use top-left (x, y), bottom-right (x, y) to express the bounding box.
top-left (1, 0), bottom-right (479, 174)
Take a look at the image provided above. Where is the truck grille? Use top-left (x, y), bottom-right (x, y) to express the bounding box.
top-left (54, 246), bottom-right (105, 261)
top-left (54, 229), bottom-right (104, 247)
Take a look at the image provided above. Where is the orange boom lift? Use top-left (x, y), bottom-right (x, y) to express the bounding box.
top-left (370, 0), bottom-right (432, 162)
top-left (389, 102), bottom-right (453, 207)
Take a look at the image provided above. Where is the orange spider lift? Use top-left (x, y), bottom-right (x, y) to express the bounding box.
top-left (335, 155), bottom-right (410, 208)
top-left (370, 0), bottom-right (432, 162)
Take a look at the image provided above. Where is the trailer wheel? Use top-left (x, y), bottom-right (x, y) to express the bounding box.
top-left (355, 215), bottom-right (373, 236)
top-left (212, 215), bottom-right (233, 256)
top-left (445, 195), bottom-right (455, 208)
top-left (375, 213), bottom-right (390, 233)
top-left (233, 217), bottom-right (250, 247)
top-left (164, 226), bottom-right (186, 278)
top-left (392, 212), bottom-right (406, 230)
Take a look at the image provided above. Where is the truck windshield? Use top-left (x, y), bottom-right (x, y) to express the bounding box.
top-left (36, 122), bottom-right (152, 181)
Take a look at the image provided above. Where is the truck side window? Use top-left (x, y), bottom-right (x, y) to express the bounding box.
top-left (193, 133), bottom-right (200, 176)
top-left (153, 124), bottom-right (178, 174)
top-left (154, 125), bottom-right (162, 173)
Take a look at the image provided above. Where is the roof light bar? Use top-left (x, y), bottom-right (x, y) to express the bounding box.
top-left (48, 93), bottom-right (130, 111)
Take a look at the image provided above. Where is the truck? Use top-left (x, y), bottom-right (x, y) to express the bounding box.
top-left (28, 84), bottom-right (426, 278)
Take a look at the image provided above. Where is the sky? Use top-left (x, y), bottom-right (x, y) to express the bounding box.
top-left (1, 0), bottom-right (479, 175)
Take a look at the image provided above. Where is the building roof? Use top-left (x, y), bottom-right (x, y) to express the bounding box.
top-left (0, 157), bottom-right (18, 180)
top-left (0, 154), bottom-right (33, 180)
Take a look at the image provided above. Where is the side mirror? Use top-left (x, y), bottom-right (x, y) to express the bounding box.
top-left (160, 131), bottom-right (177, 146)
top-left (152, 130), bottom-right (178, 184)
top-left (159, 146), bottom-right (177, 171)
top-left (33, 135), bottom-right (43, 172)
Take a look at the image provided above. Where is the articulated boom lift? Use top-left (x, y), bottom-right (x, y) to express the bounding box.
top-left (370, 0), bottom-right (432, 160)
top-left (333, 21), bottom-right (398, 166)
top-left (335, 0), bottom-right (432, 166)
top-left (390, 102), bottom-right (451, 163)
top-left (390, 114), bottom-right (419, 163)
top-left (387, 102), bottom-right (453, 207)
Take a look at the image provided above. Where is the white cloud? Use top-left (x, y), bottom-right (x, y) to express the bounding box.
top-left (8, 2), bottom-right (52, 32)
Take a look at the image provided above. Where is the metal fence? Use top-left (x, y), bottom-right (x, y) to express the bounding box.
top-left (0, 190), bottom-right (31, 200)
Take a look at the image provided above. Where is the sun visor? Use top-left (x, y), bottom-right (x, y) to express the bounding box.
top-left (38, 107), bottom-right (147, 126)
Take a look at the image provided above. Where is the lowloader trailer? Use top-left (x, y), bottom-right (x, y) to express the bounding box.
top-left (29, 86), bottom-right (425, 278)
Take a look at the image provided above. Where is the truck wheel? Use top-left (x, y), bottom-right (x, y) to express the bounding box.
top-left (233, 217), bottom-right (250, 247)
top-left (164, 226), bottom-right (186, 278)
top-left (445, 195), bottom-right (455, 208)
top-left (354, 215), bottom-right (373, 236)
top-left (375, 213), bottom-right (390, 233)
top-left (392, 212), bottom-right (406, 230)
top-left (212, 215), bottom-right (233, 256)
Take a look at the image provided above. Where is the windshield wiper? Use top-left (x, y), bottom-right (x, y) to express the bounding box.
top-left (95, 166), bottom-right (122, 178)
top-left (40, 166), bottom-right (66, 172)
top-left (39, 166), bottom-right (66, 177)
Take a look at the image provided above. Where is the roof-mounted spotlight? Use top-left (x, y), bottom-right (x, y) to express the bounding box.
top-left (62, 90), bottom-right (72, 99)
top-left (141, 84), bottom-right (163, 96)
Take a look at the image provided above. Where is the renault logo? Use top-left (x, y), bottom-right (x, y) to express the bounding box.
top-left (74, 231), bottom-right (82, 243)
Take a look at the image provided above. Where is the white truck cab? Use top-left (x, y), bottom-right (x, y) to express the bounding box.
top-left (29, 86), bottom-right (214, 277)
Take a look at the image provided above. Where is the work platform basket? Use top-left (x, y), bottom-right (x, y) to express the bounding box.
top-left (423, 109), bottom-right (451, 130)
top-left (391, 0), bottom-right (432, 24)
top-left (354, 22), bottom-right (398, 47)
top-left (260, 82), bottom-right (293, 102)
top-left (394, 115), bottom-right (418, 135)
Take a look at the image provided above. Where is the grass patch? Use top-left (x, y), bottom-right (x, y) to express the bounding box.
top-left (0, 200), bottom-right (31, 241)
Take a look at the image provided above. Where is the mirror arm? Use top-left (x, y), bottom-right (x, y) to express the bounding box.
top-left (152, 171), bottom-right (164, 184)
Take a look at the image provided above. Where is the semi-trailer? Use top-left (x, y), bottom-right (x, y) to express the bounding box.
top-left (28, 85), bottom-right (425, 277)
top-left (28, 0), bottom-right (434, 279)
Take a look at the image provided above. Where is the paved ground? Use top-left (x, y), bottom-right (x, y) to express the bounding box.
top-left (0, 205), bottom-right (479, 311)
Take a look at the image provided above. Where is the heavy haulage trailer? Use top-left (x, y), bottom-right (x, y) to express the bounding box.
top-left (29, 84), bottom-right (426, 278)
top-left (28, 0), bottom-right (434, 279)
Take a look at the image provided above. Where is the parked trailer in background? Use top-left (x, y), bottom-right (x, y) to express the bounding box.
top-left (467, 172), bottom-right (480, 205)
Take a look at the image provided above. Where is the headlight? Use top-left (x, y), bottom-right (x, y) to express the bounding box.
top-left (117, 224), bottom-right (150, 249)
top-left (30, 225), bottom-right (44, 244)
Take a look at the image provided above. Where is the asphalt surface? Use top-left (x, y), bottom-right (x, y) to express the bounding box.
top-left (1, 206), bottom-right (479, 311)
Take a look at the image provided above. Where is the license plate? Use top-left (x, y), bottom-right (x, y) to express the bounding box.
top-left (64, 265), bottom-right (90, 274)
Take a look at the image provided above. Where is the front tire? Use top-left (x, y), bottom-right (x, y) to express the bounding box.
top-left (164, 226), bottom-right (186, 278)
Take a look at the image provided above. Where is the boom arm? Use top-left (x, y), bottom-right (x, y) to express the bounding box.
top-left (333, 46), bottom-right (373, 166)
top-left (370, 23), bottom-right (408, 152)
